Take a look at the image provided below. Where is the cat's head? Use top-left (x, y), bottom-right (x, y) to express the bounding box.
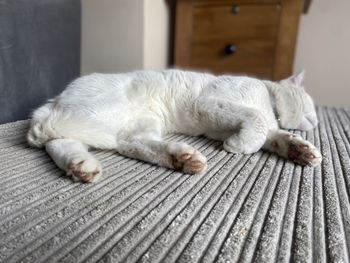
top-left (274, 71), bottom-right (318, 131)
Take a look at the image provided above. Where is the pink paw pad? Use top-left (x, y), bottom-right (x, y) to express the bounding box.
top-left (168, 143), bottom-right (208, 174)
top-left (67, 159), bottom-right (101, 183)
top-left (170, 151), bottom-right (207, 174)
top-left (181, 154), bottom-right (192, 160)
top-left (271, 141), bottom-right (279, 148)
top-left (287, 140), bottom-right (322, 167)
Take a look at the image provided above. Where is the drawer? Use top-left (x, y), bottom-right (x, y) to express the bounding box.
top-left (190, 38), bottom-right (276, 78)
top-left (192, 3), bottom-right (281, 41)
top-left (174, 0), bottom-right (303, 80)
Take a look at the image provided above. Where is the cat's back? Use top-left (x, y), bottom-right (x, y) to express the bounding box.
top-left (60, 72), bottom-right (132, 101)
top-left (120, 69), bottom-right (215, 110)
top-left (60, 70), bottom-right (212, 100)
top-left (54, 70), bottom-right (215, 121)
top-left (128, 69), bottom-right (215, 97)
top-left (203, 75), bottom-right (270, 105)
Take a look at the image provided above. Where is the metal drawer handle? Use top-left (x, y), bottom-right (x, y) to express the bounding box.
top-left (224, 44), bottom-right (236, 55)
top-left (231, 5), bottom-right (240, 15)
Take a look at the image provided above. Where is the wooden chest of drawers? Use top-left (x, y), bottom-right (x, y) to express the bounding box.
top-left (174, 0), bottom-right (303, 80)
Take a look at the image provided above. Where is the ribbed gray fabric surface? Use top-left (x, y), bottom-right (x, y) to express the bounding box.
top-left (0, 107), bottom-right (349, 263)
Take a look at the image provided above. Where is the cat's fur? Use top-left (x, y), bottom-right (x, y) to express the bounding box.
top-left (27, 69), bottom-right (322, 182)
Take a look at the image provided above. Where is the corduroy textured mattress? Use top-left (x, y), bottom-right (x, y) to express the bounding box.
top-left (0, 107), bottom-right (350, 263)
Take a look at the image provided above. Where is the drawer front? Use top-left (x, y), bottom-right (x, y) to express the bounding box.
top-left (192, 3), bottom-right (281, 40)
top-left (189, 3), bottom-right (281, 78)
top-left (190, 38), bottom-right (276, 78)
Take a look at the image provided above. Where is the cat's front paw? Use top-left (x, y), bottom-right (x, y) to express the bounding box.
top-left (286, 135), bottom-right (322, 167)
top-left (67, 156), bottom-right (102, 183)
top-left (168, 142), bottom-right (207, 174)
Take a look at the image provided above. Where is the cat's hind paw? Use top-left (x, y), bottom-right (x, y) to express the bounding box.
top-left (286, 136), bottom-right (322, 167)
top-left (67, 156), bottom-right (102, 183)
top-left (168, 142), bottom-right (207, 174)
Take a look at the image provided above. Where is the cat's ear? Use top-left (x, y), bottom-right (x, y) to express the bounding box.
top-left (281, 70), bottom-right (305, 87)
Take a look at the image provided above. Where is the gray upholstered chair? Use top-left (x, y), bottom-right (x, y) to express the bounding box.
top-left (0, 0), bottom-right (81, 124)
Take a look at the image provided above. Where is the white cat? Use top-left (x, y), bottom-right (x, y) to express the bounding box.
top-left (27, 69), bottom-right (322, 182)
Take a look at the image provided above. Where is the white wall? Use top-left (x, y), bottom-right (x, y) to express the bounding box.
top-left (81, 0), bottom-right (143, 74)
top-left (143, 0), bottom-right (169, 70)
top-left (294, 0), bottom-right (350, 107)
top-left (81, 0), bottom-right (169, 74)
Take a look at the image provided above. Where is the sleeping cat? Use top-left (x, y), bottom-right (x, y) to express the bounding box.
top-left (27, 69), bottom-right (322, 182)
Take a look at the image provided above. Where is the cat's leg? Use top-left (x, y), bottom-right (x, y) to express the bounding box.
top-left (116, 136), bottom-right (207, 174)
top-left (197, 98), bottom-right (268, 154)
top-left (263, 129), bottom-right (322, 166)
top-left (45, 139), bottom-right (102, 182)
